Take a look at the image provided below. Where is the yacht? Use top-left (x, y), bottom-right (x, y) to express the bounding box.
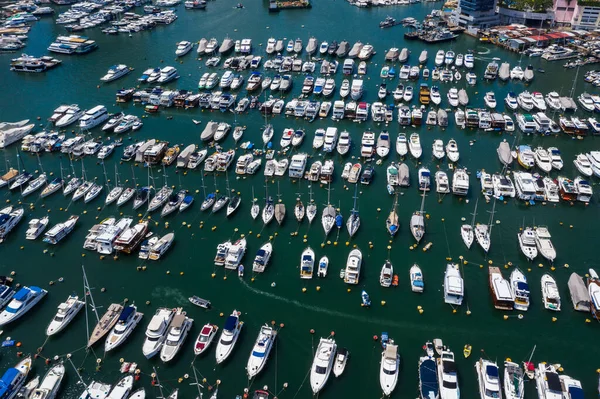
top-left (88, 303), bottom-right (123, 347)
top-left (310, 337), bottom-right (336, 394)
top-left (518, 227), bottom-right (538, 261)
top-left (106, 376), bottom-right (133, 399)
top-left (215, 310), bottom-right (244, 364)
top-left (534, 227), bottom-right (556, 262)
top-left (160, 310), bottom-right (193, 362)
top-left (344, 249), bottom-right (362, 285)
top-left (55, 105), bottom-right (84, 127)
top-left (510, 268), bottom-right (530, 312)
top-left (0, 285), bottom-right (46, 326)
top-left (380, 261), bottom-right (393, 287)
top-left (514, 172), bottom-right (536, 201)
top-left (0, 207), bottom-right (24, 242)
top-left (380, 343), bottom-right (400, 396)
top-left (43, 215), bottom-right (78, 245)
top-left (475, 359), bottom-right (501, 399)
top-left (79, 105), bottom-right (109, 130)
top-left (0, 357), bottom-right (32, 399)
top-left (157, 66), bottom-right (179, 83)
top-left (444, 263), bottom-right (463, 306)
top-left (29, 361), bottom-right (65, 399)
top-left (100, 65), bottom-right (130, 82)
top-left (350, 79), bottom-right (363, 100)
top-left (96, 218), bottom-right (133, 255)
top-left (517, 91), bottom-right (534, 111)
top-left (105, 305), bottom-right (144, 352)
top-left (194, 323), bottom-right (218, 355)
top-left (435, 171), bottom-right (450, 194)
top-left (27, 217), bottom-right (50, 241)
top-left (541, 274), bottom-right (561, 311)
top-left (337, 130), bottom-right (351, 155)
top-left (300, 247), bottom-right (315, 279)
top-left (432, 139), bottom-right (445, 160)
top-left (533, 147), bottom-right (552, 173)
top-left (175, 41), bottom-right (193, 57)
top-left (246, 324), bottom-right (277, 378)
top-left (79, 381), bottom-right (112, 399)
top-left (437, 349), bottom-right (460, 399)
top-left (484, 92), bottom-right (496, 108)
top-left (517, 145), bottom-right (535, 169)
top-left (46, 294), bottom-right (84, 336)
top-left (534, 363), bottom-right (563, 399)
top-left (505, 92), bottom-right (518, 110)
top-left (142, 307), bottom-right (176, 359)
top-left (573, 154), bottom-right (593, 176)
top-left (409, 133), bottom-right (422, 159)
top-left (252, 243), bottom-right (272, 273)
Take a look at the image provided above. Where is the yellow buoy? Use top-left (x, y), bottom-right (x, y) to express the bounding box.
top-left (552, 317), bottom-right (557, 322)
top-left (302, 287), bottom-right (307, 293)
top-left (503, 315), bottom-right (508, 320)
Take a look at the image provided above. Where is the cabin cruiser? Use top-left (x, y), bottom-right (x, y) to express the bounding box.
top-left (517, 145), bottom-right (535, 169)
top-left (432, 139), bottom-right (445, 160)
top-left (514, 172), bottom-right (536, 201)
top-left (157, 66), bottom-right (179, 83)
top-left (46, 294), bottom-right (84, 336)
top-left (160, 310), bottom-right (193, 362)
top-left (451, 168), bottom-right (469, 196)
top-left (518, 227), bottom-right (538, 261)
top-left (79, 105), bottom-right (109, 130)
top-left (25, 216), bottom-right (49, 240)
top-left (475, 359), bottom-right (501, 399)
top-left (573, 154), bottom-right (593, 177)
top-left (435, 171), bottom-right (450, 194)
top-left (510, 268), bottom-right (530, 311)
top-left (541, 274), bottom-right (561, 311)
top-left (0, 356), bottom-right (32, 399)
top-left (310, 337), bottom-right (336, 394)
top-left (55, 105), bottom-right (84, 128)
top-left (215, 310), bottom-right (243, 364)
top-left (0, 285), bottom-right (47, 326)
top-left (533, 147), bottom-right (552, 173)
top-left (43, 215), bottom-right (79, 245)
top-left (504, 92), bottom-right (518, 110)
top-left (437, 349), bottom-right (460, 399)
top-left (142, 307), bottom-right (176, 358)
top-left (380, 342), bottom-right (400, 396)
top-left (534, 363), bottom-right (563, 399)
top-left (105, 305), bottom-right (143, 352)
top-left (246, 324), bottom-right (277, 378)
top-left (101, 64), bottom-right (130, 83)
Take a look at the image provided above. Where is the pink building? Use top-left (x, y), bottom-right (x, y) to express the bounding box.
top-left (553, 0), bottom-right (577, 25)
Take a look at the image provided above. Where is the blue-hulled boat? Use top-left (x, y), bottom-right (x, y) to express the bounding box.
top-left (0, 356), bottom-right (32, 399)
top-left (418, 356), bottom-right (439, 399)
top-left (0, 286), bottom-right (47, 326)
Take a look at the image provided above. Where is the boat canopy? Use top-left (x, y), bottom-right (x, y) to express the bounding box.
top-left (485, 364), bottom-right (499, 377)
top-left (419, 359), bottom-right (438, 394)
top-left (118, 306), bottom-right (135, 321)
top-left (13, 287), bottom-right (31, 302)
top-left (568, 386), bottom-right (585, 399)
top-left (0, 368), bottom-right (20, 397)
top-left (442, 360), bottom-right (456, 373)
top-left (223, 315), bottom-right (237, 331)
top-left (546, 372), bottom-right (562, 392)
top-left (516, 281), bottom-right (529, 292)
top-left (568, 273), bottom-right (590, 312)
top-left (384, 344), bottom-right (397, 359)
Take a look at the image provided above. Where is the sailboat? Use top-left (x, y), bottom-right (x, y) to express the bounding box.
top-left (148, 166), bottom-right (173, 213)
top-left (226, 173), bottom-right (241, 217)
top-left (22, 154), bottom-right (47, 197)
top-left (410, 189), bottom-right (426, 243)
top-left (105, 164), bottom-right (124, 205)
top-left (250, 186), bottom-right (260, 219)
top-left (294, 196), bottom-right (305, 222)
top-left (116, 165), bottom-right (136, 207)
top-left (212, 173), bottom-right (230, 213)
top-left (321, 182), bottom-right (335, 235)
top-left (200, 171), bottom-right (215, 211)
top-left (386, 193), bottom-right (399, 237)
top-left (461, 198), bottom-right (477, 249)
top-left (133, 167), bottom-right (151, 210)
top-left (63, 158), bottom-right (82, 196)
top-left (274, 181), bottom-right (286, 225)
top-left (41, 158), bottom-right (63, 198)
top-left (475, 198), bottom-right (495, 253)
top-left (262, 180), bottom-right (274, 225)
top-left (346, 184), bottom-right (360, 237)
top-left (306, 184), bottom-right (317, 224)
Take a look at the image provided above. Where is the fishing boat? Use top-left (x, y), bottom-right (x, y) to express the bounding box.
top-left (194, 323), bottom-right (218, 355)
top-left (215, 310), bottom-right (243, 364)
top-left (444, 263), bottom-right (464, 306)
top-left (380, 261), bottom-right (393, 287)
top-left (160, 310), bottom-right (193, 362)
top-left (541, 273), bottom-right (561, 311)
top-left (142, 307), bottom-right (176, 359)
top-left (437, 349), bottom-right (459, 399)
top-left (380, 342), bottom-right (400, 396)
top-left (88, 303), bottom-right (123, 347)
top-left (105, 304), bottom-right (144, 352)
top-left (310, 337), bottom-right (336, 394)
top-left (25, 216), bottom-right (49, 241)
top-left (510, 268), bottom-right (530, 312)
top-left (188, 296), bottom-right (210, 309)
top-left (410, 264), bottom-right (424, 293)
top-left (300, 247), bottom-right (315, 279)
top-left (333, 348), bottom-right (349, 377)
top-left (46, 294), bottom-right (84, 336)
top-left (344, 248), bottom-right (362, 285)
top-left (475, 359), bottom-right (502, 399)
top-left (0, 286), bottom-right (47, 326)
top-left (246, 324), bottom-right (277, 378)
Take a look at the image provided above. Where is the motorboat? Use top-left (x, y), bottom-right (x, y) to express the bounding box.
top-left (534, 363), bottom-right (563, 399)
top-left (573, 154), bottom-right (593, 177)
top-left (475, 359), bottom-right (502, 399)
top-left (246, 324), bottom-right (277, 378)
top-left (437, 349), bottom-right (460, 399)
top-left (142, 307), bottom-right (176, 359)
top-left (43, 215), bottom-right (79, 245)
top-left (160, 310), bottom-right (193, 362)
top-left (29, 361), bottom-right (65, 399)
top-left (533, 147), bottom-right (552, 173)
top-left (435, 171), bottom-right (450, 194)
top-left (194, 323), bottom-right (218, 355)
top-left (0, 357), bottom-right (32, 399)
top-left (0, 285), bottom-right (47, 326)
top-left (518, 227), bottom-right (538, 261)
top-left (410, 264), bottom-right (424, 293)
top-left (505, 92), bottom-right (518, 110)
top-left (541, 274), bottom-right (561, 311)
top-left (432, 139), bottom-right (445, 160)
top-left (343, 248), bottom-right (362, 285)
top-left (106, 376), bottom-right (133, 399)
top-left (300, 247), bottom-right (315, 279)
top-left (380, 342), bottom-right (400, 396)
top-left (105, 305), bottom-right (144, 352)
top-left (444, 263), bottom-right (464, 306)
top-left (100, 64), bottom-right (130, 83)
top-left (215, 310), bottom-right (243, 364)
top-left (25, 216), bottom-right (49, 240)
top-left (510, 268), bottom-right (530, 312)
top-left (379, 261), bottom-right (393, 287)
top-left (46, 294), bottom-right (84, 336)
top-left (408, 133), bottom-right (421, 159)
top-left (310, 337), bottom-right (336, 394)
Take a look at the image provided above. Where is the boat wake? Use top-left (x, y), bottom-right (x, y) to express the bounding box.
top-left (151, 286), bottom-right (188, 303)
top-left (476, 47), bottom-right (491, 55)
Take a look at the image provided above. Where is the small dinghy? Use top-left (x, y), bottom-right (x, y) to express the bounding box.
top-left (361, 290), bottom-right (371, 307)
top-left (333, 348), bottom-right (349, 377)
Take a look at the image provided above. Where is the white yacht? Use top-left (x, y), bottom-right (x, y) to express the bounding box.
top-left (444, 264), bottom-right (463, 306)
top-left (46, 294), bottom-right (84, 336)
top-left (106, 376), bottom-right (133, 399)
top-left (435, 171), bottom-right (450, 194)
top-left (105, 305), bottom-right (144, 352)
top-left (0, 207), bottom-right (24, 242)
top-left (452, 168), bottom-right (469, 196)
top-left (157, 66), bottom-right (179, 83)
top-left (533, 147), bottom-right (552, 173)
top-left (252, 243), bottom-right (272, 273)
top-left (55, 105), bottom-right (84, 127)
top-left (175, 41), bottom-right (193, 57)
top-left (437, 349), bottom-right (460, 399)
top-left (409, 133), bottom-right (422, 158)
top-left (142, 307), bottom-right (176, 359)
top-left (350, 79), bottom-right (363, 100)
top-left (344, 248), bottom-right (362, 285)
top-left (323, 127), bottom-right (338, 153)
top-left (432, 139), bottom-right (445, 160)
top-left (30, 361), bottom-right (65, 399)
top-left (548, 147), bottom-right (563, 170)
top-left (446, 139), bottom-right (459, 162)
top-left (518, 227), bottom-right (538, 261)
top-left (96, 218), bottom-right (133, 255)
top-left (100, 65), bottom-right (130, 82)
top-left (380, 343), bottom-right (400, 396)
top-left (160, 311), bottom-right (193, 362)
top-left (534, 227), bottom-right (556, 262)
top-left (0, 285), bottom-right (47, 326)
top-left (215, 310), bottom-right (243, 364)
top-left (79, 105), bottom-right (109, 130)
top-left (310, 337), bottom-right (336, 394)
top-left (288, 153), bottom-right (307, 178)
top-left (300, 247), bottom-right (315, 279)
top-left (541, 274), bottom-right (561, 311)
top-left (534, 363), bottom-right (563, 399)
top-left (510, 268), bottom-right (530, 311)
top-left (246, 324), bottom-right (277, 378)
top-left (573, 154), bottom-right (593, 177)
top-left (475, 359), bottom-right (501, 399)
top-left (224, 237), bottom-right (246, 270)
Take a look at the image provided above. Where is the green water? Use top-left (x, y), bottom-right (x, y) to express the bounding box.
top-left (1, 1), bottom-right (600, 398)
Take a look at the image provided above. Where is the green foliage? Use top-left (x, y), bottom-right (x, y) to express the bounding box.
top-left (500, 0), bottom-right (553, 12)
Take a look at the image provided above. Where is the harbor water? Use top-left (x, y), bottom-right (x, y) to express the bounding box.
top-left (1, 1), bottom-right (600, 398)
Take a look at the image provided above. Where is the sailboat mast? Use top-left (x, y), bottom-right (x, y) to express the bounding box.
top-left (470, 197), bottom-right (479, 228)
top-left (190, 365), bottom-right (204, 399)
top-left (488, 197), bottom-right (497, 235)
top-left (82, 265), bottom-right (100, 336)
top-left (153, 367), bottom-right (166, 399)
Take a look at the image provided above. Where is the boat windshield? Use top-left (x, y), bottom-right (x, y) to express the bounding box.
top-left (315, 365), bottom-right (327, 374)
top-left (383, 366), bottom-right (397, 375)
top-left (443, 380), bottom-right (457, 389)
top-left (485, 389), bottom-right (500, 398)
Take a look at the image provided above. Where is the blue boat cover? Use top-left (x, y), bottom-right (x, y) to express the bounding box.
top-left (1, 341), bottom-right (14, 348)
top-left (183, 196), bottom-right (193, 204)
top-left (413, 281), bottom-right (424, 288)
top-left (0, 368), bottom-right (20, 398)
top-left (118, 306), bottom-right (134, 321)
top-left (0, 215), bottom-right (9, 224)
top-left (251, 350), bottom-right (266, 358)
top-left (256, 250), bottom-right (266, 257)
top-left (13, 288), bottom-right (30, 302)
top-left (516, 281), bottom-right (529, 291)
top-left (223, 315), bottom-right (237, 331)
top-left (419, 359), bottom-right (439, 397)
top-left (568, 387), bottom-right (584, 399)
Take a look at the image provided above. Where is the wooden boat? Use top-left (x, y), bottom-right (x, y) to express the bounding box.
top-left (88, 303), bottom-right (123, 347)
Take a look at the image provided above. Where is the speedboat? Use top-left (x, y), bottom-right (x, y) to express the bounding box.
top-left (215, 310), bottom-right (243, 364)
top-left (484, 92), bottom-right (496, 108)
top-left (541, 274), bottom-right (560, 311)
top-left (410, 264), bottom-right (424, 293)
top-left (475, 359), bottom-right (501, 399)
top-left (437, 349), bottom-right (460, 399)
top-left (0, 286), bottom-right (47, 326)
top-left (105, 305), bottom-right (144, 352)
top-left (408, 133), bottom-right (421, 159)
top-left (379, 261), bottom-right (393, 287)
top-left (142, 307), bottom-right (176, 359)
top-left (46, 294), bottom-right (84, 336)
top-left (510, 268), bottom-right (530, 312)
top-left (310, 337), bottom-right (336, 394)
top-left (160, 310), bottom-right (193, 362)
top-left (444, 263), bottom-right (464, 305)
top-left (333, 348), bottom-right (349, 378)
top-left (518, 227), bottom-right (538, 261)
top-left (29, 361), bottom-right (65, 399)
top-left (300, 247), bottom-right (315, 279)
top-left (380, 342), bottom-right (400, 396)
top-left (246, 324), bottom-right (277, 378)
top-left (194, 323), bottom-right (218, 355)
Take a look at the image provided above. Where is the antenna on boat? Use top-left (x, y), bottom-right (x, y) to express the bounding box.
top-left (487, 196), bottom-right (497, 236)
top-left (162, 164), bottom-right (168, 188)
